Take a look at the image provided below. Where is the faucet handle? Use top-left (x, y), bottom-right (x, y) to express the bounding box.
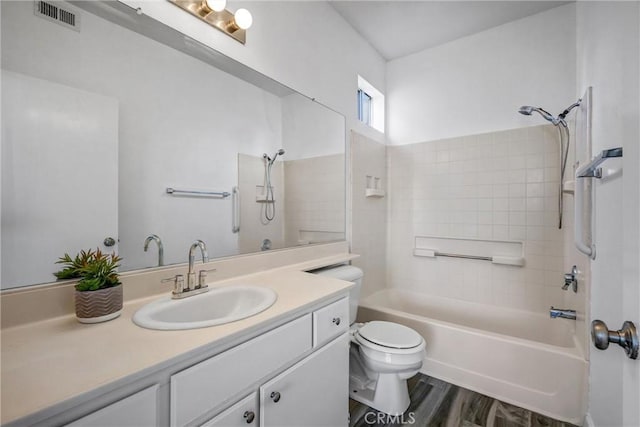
top-left (563, 265), bottom-right (578, 293)
top-left (162, 274), bottom-right (185, 295)
top-left (198, 268), bottom-right (216, 288)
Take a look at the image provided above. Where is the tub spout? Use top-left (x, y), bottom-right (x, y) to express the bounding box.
top-left (550, 307), bottom-right (576, 320)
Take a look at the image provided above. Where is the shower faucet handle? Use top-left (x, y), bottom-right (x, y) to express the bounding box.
top-left (563, 265), bottom-right (578, 293)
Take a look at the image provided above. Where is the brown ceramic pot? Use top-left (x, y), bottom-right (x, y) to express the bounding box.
top-left (75, 284), bottom-right (123, 323)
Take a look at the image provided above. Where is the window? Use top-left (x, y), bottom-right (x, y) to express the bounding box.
top-left (357, 89), bottom-right (372, 126)
top-left (357, 75), bottom-right (384, 133)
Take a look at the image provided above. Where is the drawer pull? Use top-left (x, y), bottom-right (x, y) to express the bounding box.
top-left (270, 391), bottom-right (281, 403)
top-left (332, 317), bottom-right (341, 326)
top-left (243, 411), bottom-right (255, 423)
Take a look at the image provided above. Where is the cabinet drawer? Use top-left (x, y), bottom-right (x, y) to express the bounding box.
top-left (200, 392), bottom-right (258, 427)
top-left (312, 298), bottom-right (349, 347)
top-left (65, 385), bottom-right (158, 427)
top-left (171, 314), bottom-right (312, 426)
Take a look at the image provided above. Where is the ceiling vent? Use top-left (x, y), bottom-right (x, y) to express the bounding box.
top-left (34, 0), bottom-right (81, 32)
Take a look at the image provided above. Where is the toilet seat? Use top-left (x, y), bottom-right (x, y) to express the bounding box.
top-left (354, 321), bottom-right (425, 354)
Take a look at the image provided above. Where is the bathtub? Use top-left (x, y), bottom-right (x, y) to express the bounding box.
top-left (357, 289), bottom-right (587, 425)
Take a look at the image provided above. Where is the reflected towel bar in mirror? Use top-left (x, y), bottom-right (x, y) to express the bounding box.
top-left (166, 188), bottom-right (231, 198)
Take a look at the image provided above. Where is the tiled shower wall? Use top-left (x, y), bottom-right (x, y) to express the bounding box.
top-left (283, 154), bottom-right (345, 247)
top-left (387, 125), bottom-right (566, 312)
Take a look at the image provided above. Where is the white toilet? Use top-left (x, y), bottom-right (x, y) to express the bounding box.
top-left (314, 265), bottom-right (426, 415)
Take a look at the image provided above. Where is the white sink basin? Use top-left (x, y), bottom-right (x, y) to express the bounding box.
top-left (133, 285), bottom-right (277, 330)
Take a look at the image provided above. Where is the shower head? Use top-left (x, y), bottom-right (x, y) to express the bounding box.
top-left (264, 149), bottom-right (285, 165)
top-left (518, 106), bottom-right (534, 116)
top-left (518, 105), bottom-right (562, 126)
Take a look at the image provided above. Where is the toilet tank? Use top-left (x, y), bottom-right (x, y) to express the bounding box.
top-left (312, 265), bottom-right (362, 325)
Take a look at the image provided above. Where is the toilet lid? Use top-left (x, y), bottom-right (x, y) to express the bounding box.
top-left (357, 321), bottom-right (423, 349)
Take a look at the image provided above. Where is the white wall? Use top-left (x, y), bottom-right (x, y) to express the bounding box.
top-left (281, 93), bottom-right (345, 160)
top-left (122, 0), bottom-right (386, 145)
top-left (576, 2), bottom-right (640, 426)
top-left (386, 3), bottom-right (576, 145)
top-left (350, 132), bottom-right (387, 298)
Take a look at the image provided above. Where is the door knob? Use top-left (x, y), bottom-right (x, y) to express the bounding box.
top-left (103, 237), bottom-right (116, 247)
top-left (591, 319), bottom-right (638, 359)
top-left (270, 391), bottom-right (281, 402)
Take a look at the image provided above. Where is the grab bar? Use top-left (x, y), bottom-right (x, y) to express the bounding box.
top-left (573, 147), bottom-right (621, 259)
top-left (231, 186), bottom-right (240, 233)
top-left (413, 248), bottom-right (524, 266)
top-left (574, 177), bottom-right (596, 259)
top-left (166, 187), bottom-right (231, 198)
top-left (576, 147), bottom-right (622, 178)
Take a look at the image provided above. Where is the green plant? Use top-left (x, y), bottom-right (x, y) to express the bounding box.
top-left (54, 249), bottom-right (122, 292)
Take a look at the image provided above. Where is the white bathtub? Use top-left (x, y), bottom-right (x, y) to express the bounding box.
top-left (357, 289), bottom-right (587, 425)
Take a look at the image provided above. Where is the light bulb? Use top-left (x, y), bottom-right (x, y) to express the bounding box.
top-left (234, 8), bottom-right (252, 30)
top-left (205, 0), bottom-right (226, 12)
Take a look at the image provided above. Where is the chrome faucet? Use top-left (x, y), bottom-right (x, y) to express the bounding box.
top-left (162, 240), bottom-right (212, 299)
top-left (143, 234), bottom-right (164, 266)
top-left (550, 307), bottom-right (576, 320)
top-left (187, 240), bottom-right (209, 291)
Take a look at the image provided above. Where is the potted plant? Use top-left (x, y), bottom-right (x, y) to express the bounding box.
top-left (55, 249), bottom-right (123, 323)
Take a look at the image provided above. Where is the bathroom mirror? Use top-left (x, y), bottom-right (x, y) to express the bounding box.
top-left (0, 0), bottom-right (345, 289)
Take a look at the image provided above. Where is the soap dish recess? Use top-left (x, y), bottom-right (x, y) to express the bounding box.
top-left (365, 189), bottom-right (385, 198)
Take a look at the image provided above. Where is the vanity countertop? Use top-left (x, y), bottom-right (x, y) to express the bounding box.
top-left (0, 255), bottom-right (356, 425)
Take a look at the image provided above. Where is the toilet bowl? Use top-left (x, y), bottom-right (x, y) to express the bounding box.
top-left (313, 265), bottom-right (426, 415)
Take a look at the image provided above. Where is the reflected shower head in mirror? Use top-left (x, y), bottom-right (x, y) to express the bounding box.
top-left (262, 149), bottom-right (285, 222)
top-left (263, 149), bottom-right (285, 166)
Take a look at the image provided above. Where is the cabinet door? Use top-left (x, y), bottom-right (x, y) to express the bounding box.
top-left (260, 333), bottom-right (349, 427)
top-left (171, 314), bottom-right (311, 426)
top-left (65, 385), bottom-right (158, 427)
top-left (201, 392), bottom-right (258, 427)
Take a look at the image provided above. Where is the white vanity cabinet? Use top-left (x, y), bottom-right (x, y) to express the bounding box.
top-left (171, 314), bottom-right (313, 426)
top-left (200, 392), bottom-right (259, 427)
top-left (260, 333), bottom-right (349, 427)
top-left (170, 298), bottom-right (349, 427)
top-left (64, 385), bottom-right (159, 427)
top-left (193, 298), bottom-right (350, 427)
top-left (200, 334), bottom-right (349, 427)
top-left (23, 297), bottom-right (349, 427)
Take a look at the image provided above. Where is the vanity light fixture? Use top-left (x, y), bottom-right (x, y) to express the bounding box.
top-left (169, 0), bottom-right (253, 44)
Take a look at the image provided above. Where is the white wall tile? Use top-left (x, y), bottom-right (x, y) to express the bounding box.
top-left (386, 124), bottom-right (564, 313)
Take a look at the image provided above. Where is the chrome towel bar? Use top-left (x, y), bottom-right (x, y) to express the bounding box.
top-left (576, 147), bottom-right (622, 178)
top-left (166, 187), bottom-right (231, 198)
top-left (413, 248), bottom-right (524, 266)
